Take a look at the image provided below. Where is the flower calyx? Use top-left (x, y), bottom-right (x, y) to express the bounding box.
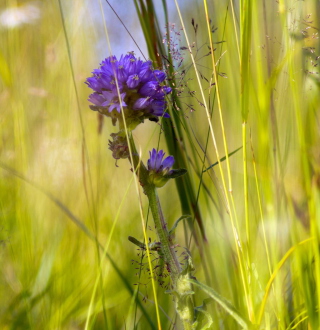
top-left (108, 133), bottom-right (129, 161)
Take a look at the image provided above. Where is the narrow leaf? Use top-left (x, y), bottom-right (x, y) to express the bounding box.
top-left (169, 215), bottom-right (192, 236)
top-left (203, 146), bottom-right (243, 172)
top-left (164, 168), bottom-right (187, 179)
top-left (188, 278), bottom-right (252, 329)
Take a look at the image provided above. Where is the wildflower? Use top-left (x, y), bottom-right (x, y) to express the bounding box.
top-left (147, 149), bottom-right (174, 187)
top-left (85, 53), bottom-right (171, 128)
top-left (148, 149), bottom-right (174, 174)
top-left (147, 149), bottom-right (188, 187)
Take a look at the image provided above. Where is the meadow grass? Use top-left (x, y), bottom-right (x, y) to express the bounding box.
top-left (1, 0), bottom-right (320, 329)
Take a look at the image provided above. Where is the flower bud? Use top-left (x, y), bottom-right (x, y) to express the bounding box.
top-left (147, 149), bottom-right (175, 188)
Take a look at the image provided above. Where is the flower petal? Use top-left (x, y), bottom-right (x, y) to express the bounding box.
top-left (153, 70), bottom-right (166, 82)
top-left (133, 97), bottom-right (151, 110)
top-left (162, 155), bottom-right (174, 169)
top-left (88, 92), bottom-right (105, 106)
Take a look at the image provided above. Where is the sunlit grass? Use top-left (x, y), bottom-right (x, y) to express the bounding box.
top-left (1, 0), bottom-right (320, 329)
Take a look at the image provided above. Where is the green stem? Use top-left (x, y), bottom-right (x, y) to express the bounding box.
top-left (127, 133), bottom-right (195, 329)
top-left (127, 133), bottom-right (181, 284)
top-left (145, 184), bottom-right (182, 283)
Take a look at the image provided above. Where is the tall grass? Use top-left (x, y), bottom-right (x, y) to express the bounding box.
top-left (1, 0), bottom-right (320, 329)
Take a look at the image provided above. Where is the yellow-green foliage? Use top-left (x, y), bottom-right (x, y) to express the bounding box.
top-left (1, 0), bottom-right (320, 329)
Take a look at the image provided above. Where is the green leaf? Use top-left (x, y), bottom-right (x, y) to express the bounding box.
top-left (169, 215), bottom-right (192, 236)
top-left (128, 236), bottom-right (161, 252)
top-left (188, 278), bottom-right (253, 330)
top-left (203, 146), bottom-right (243, 172)
top-left (164, 168), bottom-right (187, 179)
top-left (194, 298), bottom-right (213, 330)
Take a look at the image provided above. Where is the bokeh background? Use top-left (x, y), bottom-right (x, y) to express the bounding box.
top-left (1, 0), bottom-right (320, 329)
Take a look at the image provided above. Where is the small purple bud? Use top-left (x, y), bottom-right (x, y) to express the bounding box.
top-left (127, 74), bottom-right (140, 89)
top-left (139, 63), bottom-right (153, 82)
top-left (153, 70), bottom-right (166, 82)
top-left (139, 81), bottom-right (159, 97)
top-left (117, 65), bottom-right (128, 83)
top-left (149, 100), bottom-right (170, 118)
top-left (85, 77), bottom-right (102, 92)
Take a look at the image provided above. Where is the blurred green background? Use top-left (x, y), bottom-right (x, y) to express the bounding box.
top-left (1, 0), bottom-right (320, 329)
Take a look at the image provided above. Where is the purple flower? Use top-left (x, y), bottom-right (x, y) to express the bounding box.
top-left (147, 148), bottom-right (187, 187)
top-left (147, 149), bottom-right (175, 187)
top-left (148, 149), bottom-right (174, 174)
top-left (85, 53), bottom-right (171, 119)
top-left (153, 70), bottom-right (166, 82)
top-left (149, 100), bottom-right (170, 118)
top-left (100, 90), bottom-right (127, 112)
top-left (139, 81), bottom-right (172, 99)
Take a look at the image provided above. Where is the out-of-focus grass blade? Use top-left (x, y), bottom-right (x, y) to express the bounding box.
top-left (257, 238), bottom-right (314, 326)
top-left (240, 0), bottom-right (252, 122)
top-left (188, 278), bottom-right (253, 330)
top-left (203, 146), bottom-right (243, 173)
top-left (0, 50), bottom-right (12, 87)
top-left (6, 288), bottom-right (50, 329)
top-left (31, 242), bottom-right (60, 299)
top-left (0, 162), bottom-right (156, 330)
top-left (133, 0), bottom-right (162, 65)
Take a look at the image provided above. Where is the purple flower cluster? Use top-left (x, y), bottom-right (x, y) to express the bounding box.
top-left (85, 53), bottom-right (171, 119)
top-left (147, 149), bottom-right (174, 175)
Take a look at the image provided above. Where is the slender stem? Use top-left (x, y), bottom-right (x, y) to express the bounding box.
top-left (143, 176), bottom-right (196, 330)
top-left (126, 134), bottom-right (196, 328)
top-left (145, 184), bottom-right (182, 284)
top-left (127, 133), bottom-right (181, 285)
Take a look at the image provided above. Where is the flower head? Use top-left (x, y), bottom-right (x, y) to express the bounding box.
top-left (147, 149), bottom-right (175, 187)
top-left (85, 53), bottom-right (171, 126)
top-left (148, 149), bottom-right (174, 174)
